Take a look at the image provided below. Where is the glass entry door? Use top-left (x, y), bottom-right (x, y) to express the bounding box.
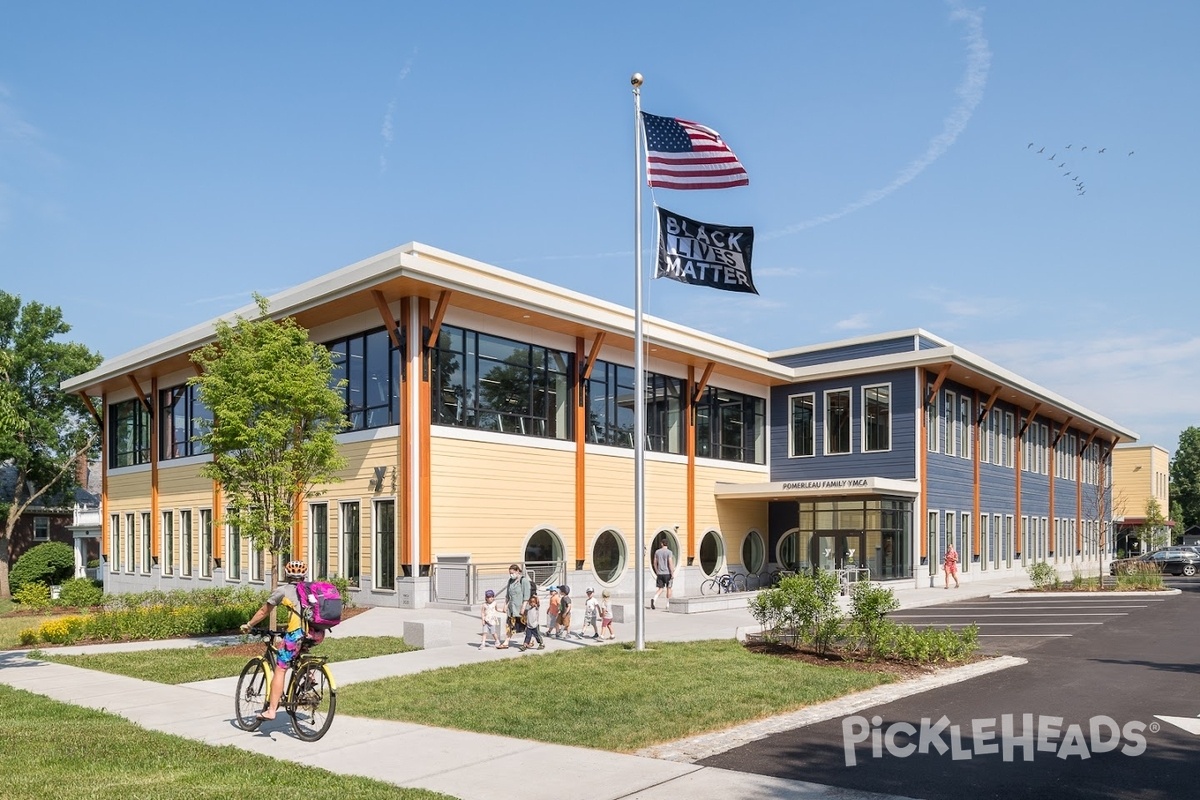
top-left (814, 532), bottom-right (866, 571)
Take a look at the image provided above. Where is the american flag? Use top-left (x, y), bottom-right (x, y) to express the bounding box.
top-left (641, 112), bottom-right (749, 190)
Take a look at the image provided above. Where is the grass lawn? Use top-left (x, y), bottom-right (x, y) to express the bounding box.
top-left (0, 685), bottom-right (455, 800)
top-left (0, 611), bottom-right (57, 649)
top-left (31, 636), bottom-right (416, 684)
top-left (339, 639), bottom-right (895, 752)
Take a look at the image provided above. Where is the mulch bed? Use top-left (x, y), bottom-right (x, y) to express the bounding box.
top-left (744, 640), bottom-right (979, 680)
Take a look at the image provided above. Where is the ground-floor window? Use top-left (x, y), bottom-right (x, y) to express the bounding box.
top-left (227, 516), bottom-right (242, 580)
top-left (592, 529), bottom-right (624, 585)
top-left (200, 509), bottom-right (213, 577)
top-left (960, 513), bottom-right (971, 573)
top-left (524, 528), bottom-right (563, 587)
top-left (341, 502), bottom-right (360, 586)
top-left (781, 499), bottom-right (911, 580)
top-left (310, 503), bottom-right (329, 581)
top-left (140, 512), bottom-right (152, 574)
top-left (162, 511), bottom-right (174, 576)
top-left (125, 513), bottom-right (136, 573)
top-left (698, 530), bottom-right (724, 576)
top-left (180, 510), bottom-right (192, 577)
top-left (109, 515), bottom-right (121, 573)
top-left (742, 530), bottom-right (765, 574)
top-left (375, 500), bottom-right (396, 590)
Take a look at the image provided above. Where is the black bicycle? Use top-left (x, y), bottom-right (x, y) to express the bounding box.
top-left (233, 627), bottom-right (337, 741)
top-left (700, 573), bottom-right (747, 595)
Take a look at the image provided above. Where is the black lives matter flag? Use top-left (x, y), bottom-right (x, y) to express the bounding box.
top-left (655, 207), bottom-right (757, 294)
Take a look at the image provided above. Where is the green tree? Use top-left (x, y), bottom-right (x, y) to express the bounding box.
top-left (1137, 497), bottom-right (1170, 552)
top-left (190, 295), bottom-right (347, 586)
top-left (1171, 427), bottom-right (1200, 530)
top-left (0, 293), bottom-right (103, 598)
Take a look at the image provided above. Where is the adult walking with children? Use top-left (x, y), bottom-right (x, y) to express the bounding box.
top-left (503, 563), bottom-right (531, 644)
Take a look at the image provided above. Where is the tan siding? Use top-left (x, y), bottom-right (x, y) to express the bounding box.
top-left (695, 463), bottom-right (769, 567)
top-left (430, 438), bottom-right (575, 564)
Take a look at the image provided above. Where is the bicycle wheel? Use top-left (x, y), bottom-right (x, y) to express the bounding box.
top-left (700, 577), bottom-right (720, 596)
top-left (730, 573), bottom-right (747, 592)
top-left (288, 661), bottom-right (337, 742)
top-left (718, 575), bottom-right (734, 593)
top-left (234, 658), bottom-right (269, 731)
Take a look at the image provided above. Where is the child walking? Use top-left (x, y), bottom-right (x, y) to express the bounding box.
top-left (582, 587), bottom-right (601, 639)
top-left (600, 589), bottom-right (615, 639)
top-left (519, 594), bottom-right (545, 651)
top-left (556, 584), bottom-right (572, 638)
top-left (545, 586), bottom-right (561, 639)
top-left (480, 589), bottom-right (505, 648)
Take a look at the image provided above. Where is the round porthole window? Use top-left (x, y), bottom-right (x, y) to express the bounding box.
top-left (699, 530), bottom-right (724, 576)
top-left (592, 529), bottom-right (625, 584)
top-left (741, 530), bottom-right (765, 575)
top-left (523, 528), bottom-right (564, 587)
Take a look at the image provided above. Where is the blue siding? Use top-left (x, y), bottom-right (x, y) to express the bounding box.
top-left (917, 335), bottom-right (943, 351)
top-left (770, 368), bottom-right (916, 481)
top-left (771, 336), bottom-right (916, 368)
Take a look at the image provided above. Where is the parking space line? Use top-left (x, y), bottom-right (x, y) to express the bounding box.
top-left (890, 613), bottom-right (1126, 617)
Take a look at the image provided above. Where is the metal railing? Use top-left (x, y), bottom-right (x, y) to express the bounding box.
top-left (431, 559), bottom-right (567, 605)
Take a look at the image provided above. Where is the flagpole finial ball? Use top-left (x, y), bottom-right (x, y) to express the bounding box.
top-left (630, 73), bottom-right (643, 87)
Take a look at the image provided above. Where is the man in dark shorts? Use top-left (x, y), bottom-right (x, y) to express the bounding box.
top-left (652, 537), bottom-right (674, 610)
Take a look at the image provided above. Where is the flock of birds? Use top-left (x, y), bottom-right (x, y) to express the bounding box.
top-left (1026, 141), bottom-right (1134, 196)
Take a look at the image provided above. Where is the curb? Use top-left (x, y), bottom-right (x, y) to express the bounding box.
top-left (636, 654), bottom-right (1028, 763)
top-left (989, 589), bottom-right (1181, 598)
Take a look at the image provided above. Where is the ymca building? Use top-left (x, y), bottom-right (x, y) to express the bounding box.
top-left (61, 243), bottom-right (1135, 607)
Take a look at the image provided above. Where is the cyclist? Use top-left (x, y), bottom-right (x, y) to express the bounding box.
top-left (240, 559), bottom-right (324, 721)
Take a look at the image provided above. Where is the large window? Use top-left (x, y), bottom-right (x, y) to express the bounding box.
top-left (140, 512), bottom-right (151, 574)
top-left (742, 531), bottom-right (765, 574)
top-left (432, 325), bottom-right (572, 440)
top-left (341, 501), bottom-right (360, 587)
top-left (824, 389), bottom-right (851, 455)
top-left (109, 399), bottom-right (150, 468)
top-left (162, 511), bottom-right (174, 576)
top-left (310, 504), bottom-right (329, 581)
top-left (159, 384), bottom-right (211, 460)
top-left (696, 386), bottom-right (765, 464)
top-left (109, 514), bottom-right (121, 572)
top-left (180, 510), bottom-right (192, 577)
top-left (226, 515), bottom-right (241, 580)
top-left (200, 509), bottom-right (213, 578)
top-left (584, 361), bottom-right (684, 454)
top-left (375, 500), bottom-right (396, 590)
top-left (789, 393), bottom-right (815, 457)
top-left (863, 385), bottom-right (890, 453)
top-left (327, 329), bottom-right (399, 431)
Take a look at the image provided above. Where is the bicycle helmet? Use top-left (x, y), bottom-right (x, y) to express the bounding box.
top-left (284, 560), bottom-right (308, 580)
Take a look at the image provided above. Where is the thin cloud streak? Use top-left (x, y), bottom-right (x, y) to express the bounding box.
top-left (765, 0), bottom-right (991, 240)
top-left (380, 48), bottom-right (418, 175)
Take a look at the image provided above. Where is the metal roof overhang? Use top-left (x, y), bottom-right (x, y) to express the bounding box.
top-left (62, 243), bottom-right (793, 397)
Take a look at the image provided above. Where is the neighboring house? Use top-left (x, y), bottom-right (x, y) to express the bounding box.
top-left (1180, 525), bottom-right (1200, 547)
top-left (59, 243), bottom-right (1137, 607)
top-left (1, 461), bottom-right (102, 579)
top-left (1112, 444), bottom-right (1173, 555)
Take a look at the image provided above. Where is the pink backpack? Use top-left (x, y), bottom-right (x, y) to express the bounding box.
top-left (297, 582), bottom-right (344, 630)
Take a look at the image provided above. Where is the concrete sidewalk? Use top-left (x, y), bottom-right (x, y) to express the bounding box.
top-left (0, 574), bottom-right (1034, 800)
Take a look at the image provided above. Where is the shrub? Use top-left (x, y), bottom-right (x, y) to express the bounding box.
top-left (327, 575), bottom-right (355, 608)
top-left (13, 581), bottom-right (52, 609)
top-left (749, 570), bottom-right (843, 654)
top-left (846, 581), bottom-right (900, 657)
top-left (57, 578), bottom-right (104, 608)
top-left (1027, 561), bottom-right (1056, 590)
top-left (10, 542), bottom-right (75, 593)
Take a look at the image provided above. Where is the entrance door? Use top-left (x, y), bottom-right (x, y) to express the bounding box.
top-left (813, 532), bottom-right (866, 572)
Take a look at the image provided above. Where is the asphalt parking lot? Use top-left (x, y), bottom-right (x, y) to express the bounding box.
top-left (700, 580), bottom-right (1200, 800)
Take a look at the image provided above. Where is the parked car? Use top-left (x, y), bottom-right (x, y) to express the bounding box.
top-left (1110, 549), bottom-right (1200, 577)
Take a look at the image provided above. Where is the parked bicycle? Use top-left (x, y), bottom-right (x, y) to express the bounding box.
top-left (700, 573), bottom-right (748, 595)
top-left (233, 626), bottom-right (337, 741)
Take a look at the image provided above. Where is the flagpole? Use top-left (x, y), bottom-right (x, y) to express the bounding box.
top-left (631, 71), bottom-right (646, 652)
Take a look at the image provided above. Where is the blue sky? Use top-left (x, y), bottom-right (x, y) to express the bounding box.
top-left (2, 1), bottom-right (1197, 454)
